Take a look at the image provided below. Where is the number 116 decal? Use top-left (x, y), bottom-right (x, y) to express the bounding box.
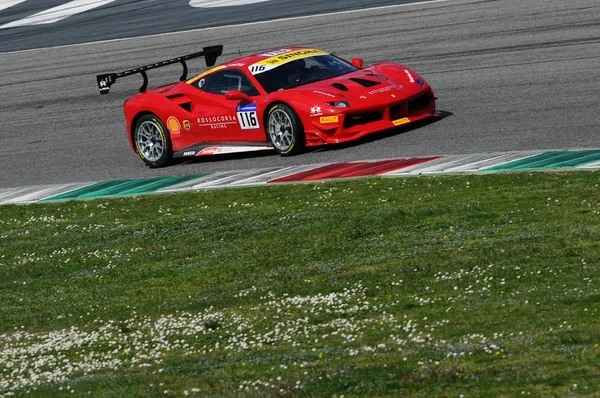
top-left (237, 103), bottom-right (260, 130)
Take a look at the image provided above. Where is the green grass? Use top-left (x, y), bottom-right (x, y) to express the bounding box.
top-left (1, 172), bottom-right (599, 397)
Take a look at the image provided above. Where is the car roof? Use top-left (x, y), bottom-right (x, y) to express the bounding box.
top-left (224, 46), bottom-right (320, 67)
top-left (186, 46), bottom-right (328, 84)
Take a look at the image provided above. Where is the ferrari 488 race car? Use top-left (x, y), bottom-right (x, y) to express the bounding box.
top-left (97, 45), bottom-right (437, 167)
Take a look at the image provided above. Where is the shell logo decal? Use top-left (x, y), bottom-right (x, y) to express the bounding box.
top-left (167, 117), bottom-right (181, 134)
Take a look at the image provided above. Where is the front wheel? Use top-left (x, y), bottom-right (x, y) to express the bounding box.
top-left (133, 114), bottom-right (173, 168)
top-left (266, 103), bottom-right (305, 156)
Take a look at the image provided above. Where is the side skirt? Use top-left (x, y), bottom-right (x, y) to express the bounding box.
top-left (173, 143), bottom-right (274, 158)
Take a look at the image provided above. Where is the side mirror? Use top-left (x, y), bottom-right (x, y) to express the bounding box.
top-left (225, 90), bottom-right (251, 102)
top-left (351, 58), bottom-right (364, 69)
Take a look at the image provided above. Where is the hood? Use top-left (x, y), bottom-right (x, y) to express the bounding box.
top-left (289, 68), bottom-right (418, 103)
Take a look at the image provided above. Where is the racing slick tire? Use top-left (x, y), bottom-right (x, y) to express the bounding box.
top-left (266, 103), bottom-right (305, 156)
top-left (133, 114), bottom-right (173, 168)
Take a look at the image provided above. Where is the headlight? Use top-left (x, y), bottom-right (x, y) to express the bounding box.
top-left (326, 101), bottom-right (351, 108)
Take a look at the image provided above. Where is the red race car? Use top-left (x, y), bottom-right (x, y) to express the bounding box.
top-left (97, 45), bottom-right (437, 167)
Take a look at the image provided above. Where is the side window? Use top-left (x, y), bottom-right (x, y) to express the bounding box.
top-left (195, 69), bottom-right (259, 96)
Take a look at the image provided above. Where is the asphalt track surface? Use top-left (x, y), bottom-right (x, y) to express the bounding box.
top-left (0, 0), bottom-right (599, 188)
top-left (0, 0), bottom-right (427, 53)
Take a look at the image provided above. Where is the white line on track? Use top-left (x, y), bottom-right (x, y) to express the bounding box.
top-left (0, 0), bottom-right (28, 12)
top-left (190, 0), bottom-right (272, 7)
top-left (0, 0), bottom-right (450, 54)
top-left (1, 0), bottom-right (116, 29)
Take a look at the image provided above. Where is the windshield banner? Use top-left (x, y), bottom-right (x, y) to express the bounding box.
top-left (248, 48), bottom-right (329, 75)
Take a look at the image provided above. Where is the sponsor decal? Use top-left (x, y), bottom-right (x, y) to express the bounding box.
top-left (227, 62), bottom-right (245, 67)
top-left (264, 49), bottom-right (325, 63)
top-left (391, 94), bottom-right (396, 98)
top-left (249, 48), bottom-right (328, 75)
top-left (310, 105), bottom-right (322, 116)
top-left (237, 103), bottom-right (257, 112)
top-left (195, 146), bottom-right (273, 156)
top-left (359, 95), bottom-right (367, 99)
top-left (393, 117), bottom-right (410, 126)
top-left (368, 85), bottom-right (393, 95)
top-left (183, 120), bottom-right (191, 130)
top-left (313, 90), bottom-right (336, 98)
top-left (198, 115), bottom-right (236, 124)
top-left (183, 150), bottom-right (196, 156)
top-left (259, 49), bottom-right (292, 57)
top-left (237, 103), bottom-right (260, 130)
top-left (98, 78), bottom-right (109, 90)
top-left (197, 115), bottom-right (237, 130)
top-left (404, 69), bottom-right (415, 83)
top-left (167, 116), bottom-right (181, 134)
top-left (198, 147), bottom-right (223, 156)
top-left (320, 116), bottom-right (339, 124)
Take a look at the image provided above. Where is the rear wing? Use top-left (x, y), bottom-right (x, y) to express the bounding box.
top-left (96, 45), bottom-right (223, 95)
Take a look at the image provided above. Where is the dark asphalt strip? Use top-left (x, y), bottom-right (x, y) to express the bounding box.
top-left (0, 0), bottom-right (433, 53)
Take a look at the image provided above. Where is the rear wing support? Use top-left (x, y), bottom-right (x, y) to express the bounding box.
top-left (96, 45), bottom-right (223, 94)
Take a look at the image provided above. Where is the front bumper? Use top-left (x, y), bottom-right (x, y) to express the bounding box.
top-left (305, 88), bottom-right (437, 146)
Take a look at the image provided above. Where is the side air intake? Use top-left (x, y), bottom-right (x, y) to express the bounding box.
top-left (178, 102), bottom-right (192, 112)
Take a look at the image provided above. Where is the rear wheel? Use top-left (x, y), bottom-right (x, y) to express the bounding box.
top-left (266, 103), bottom-right (305, 156)
top-left (133, 114), bottom-right (173, 168)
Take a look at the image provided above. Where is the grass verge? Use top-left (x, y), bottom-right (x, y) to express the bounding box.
top-left (1, 172), bottom-right (599, 397)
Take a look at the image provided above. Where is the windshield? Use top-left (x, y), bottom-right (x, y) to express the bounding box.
top-left (253, 54), bottom-right (358, 94)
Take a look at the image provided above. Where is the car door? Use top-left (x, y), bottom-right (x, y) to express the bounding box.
top-left (190, 68), bottom-right (264, 143)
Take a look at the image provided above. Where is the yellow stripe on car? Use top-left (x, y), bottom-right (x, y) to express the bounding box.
top-left (186, 65), bottom-right (227, 84)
